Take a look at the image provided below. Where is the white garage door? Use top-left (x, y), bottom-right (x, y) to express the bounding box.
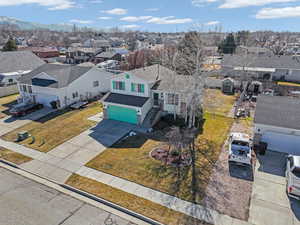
top-left (262, 132), bottom-right (300, 155)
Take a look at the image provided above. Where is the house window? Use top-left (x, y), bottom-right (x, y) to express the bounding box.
top-left (167, 93), bottom-right (179, 105)
top-left (131, 83), bottom-right (145, 93)
top-left (28, 86), bottom-right (32, 94)
top-left (93, 81), bottom-right (99, 87)
top-left (72, 92), bottom-right (79, 99)
top-left (22, 85), bottom-right (27, 93)
top-left (112, 81), bottom-right (125, 91)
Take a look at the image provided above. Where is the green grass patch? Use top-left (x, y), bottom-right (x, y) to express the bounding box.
top-left (2, 102), bottom-right (102, 152)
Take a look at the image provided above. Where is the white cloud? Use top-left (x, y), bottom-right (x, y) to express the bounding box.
top-left (146, 16), bottom-right (193, 24)
top-left (98, 16), bottom-right (112, 20)
top-left (120, 16), bottom-right (152, 22)
top-left (192, 0), bottom-right (298, 8)
top-left (192, 0), bottom-right (218, 7)
top-left (204, 20), bottom-right (220, 25)
top-left (89, 0), bottom-right (103, 3)
top-left (70, 19), bottom-right (93, 24)
top-left (101, 8), bottom-right (127, 15)
top-left (219, 0), bottom-right (297, 8)
top-left (256, 6), bottom-right (300, 18)
top-left (121, 24), bottom-right (141, 29)
top-left (145, 8), bottom-right (159, 12)
top-left (0, 0), bottom-right (75, 10)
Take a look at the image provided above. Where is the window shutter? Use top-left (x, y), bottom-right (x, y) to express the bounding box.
top-left (140, 84), bottom-right (145, 93)
top-left (131, 83), bottom-right (135, 92)
top-left (112, 81), bottom-right (116, 89)
top-left (122, 82), bottom-right (125, 90)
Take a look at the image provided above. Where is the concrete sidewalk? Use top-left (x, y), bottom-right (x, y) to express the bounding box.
top-left (75, 166), bottom-right (252, 225)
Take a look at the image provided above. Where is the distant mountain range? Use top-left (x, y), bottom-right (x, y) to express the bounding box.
top-left (0, 16), bottom-right (78, 32)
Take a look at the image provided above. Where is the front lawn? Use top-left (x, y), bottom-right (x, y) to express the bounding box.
top-left (2, 102), bottom-right (102, 152)
top-left (0, 94), bottom-right (18, 118)
top-left (86, 113), bottom-right (233, 203)
top-left (66, 174), bottom-right (208, 225)
top-left (203, 89), bottom-right (236, 116)
top-left (0, 147), bottom-right (32, 165)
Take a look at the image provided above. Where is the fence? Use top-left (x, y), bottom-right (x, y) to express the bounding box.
top-left (0, 85), bottom-right (19, 97)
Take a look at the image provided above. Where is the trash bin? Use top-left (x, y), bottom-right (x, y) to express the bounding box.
top-left (259, 142), bottom-right (268, 155)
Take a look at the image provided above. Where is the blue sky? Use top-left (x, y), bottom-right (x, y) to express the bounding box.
top-left (0, 0), bottom-right (300, 32)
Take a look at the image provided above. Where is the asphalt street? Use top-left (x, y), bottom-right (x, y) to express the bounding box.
top-left (0, 167), bottom-right (136, 225)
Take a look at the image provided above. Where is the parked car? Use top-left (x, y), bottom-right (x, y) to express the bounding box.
top-left (228, 132), bottom-right (252, 166)
top-left (286, 155), bottom-right (300, 200)
top-left (9, 102), bottom-right (43, 117)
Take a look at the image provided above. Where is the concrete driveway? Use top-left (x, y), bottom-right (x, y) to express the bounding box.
top-left (20, 119), bottom-right (138, 183)
top-left (249, 151), bottom-right (300, 225)
top-left (88, 119), bottom-right (145, 147)
top-left (0, 107), bottom-right (56, 136)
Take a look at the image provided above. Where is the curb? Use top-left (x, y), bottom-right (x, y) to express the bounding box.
top-left (0, 159), bottom-right (19, 168)
top-left (61, 184), bottom-right (164, 225)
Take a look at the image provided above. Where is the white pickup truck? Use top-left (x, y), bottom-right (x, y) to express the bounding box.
top-left (228, 132), bottom-right (252, 166)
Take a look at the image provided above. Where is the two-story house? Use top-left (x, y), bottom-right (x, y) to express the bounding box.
top-left (17, 64), bottom-right (116, 108)
top-left (102, 65), bottom-right (195, 125)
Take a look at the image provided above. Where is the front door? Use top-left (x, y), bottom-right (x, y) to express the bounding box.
top-left (153, 93), bottom-right (159, 106)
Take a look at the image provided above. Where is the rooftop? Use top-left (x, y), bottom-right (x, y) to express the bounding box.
top-left (103, 93), bottom-right (149, 107)
top-left (254, 95), bottom-right (300, 130)
top-left (18, 64), bottom-right (93, 88)
top-left (0, 51), bottom-right (45, 74)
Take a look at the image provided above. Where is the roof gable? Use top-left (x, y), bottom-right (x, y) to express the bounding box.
top-left (32, 72), bottom-right (57, 82)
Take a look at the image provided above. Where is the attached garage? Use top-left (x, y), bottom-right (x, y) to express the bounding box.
top-left (254, 95), bottom-right (300, 155)
top-left (107, 105), bottom-right (138, 124)
top-left (261, 131), bottom-right (300, 155)
top-left (103, 93), bottom-right (151, 125)
top-left (35, 93), bottom-right (58, 108)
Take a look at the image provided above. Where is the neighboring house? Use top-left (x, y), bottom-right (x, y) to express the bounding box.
top-left (222, 54), bottom-right (300, 82)
top-left (94, 50), bottom-right (122, 64)
top-left (235, 46), bottom-right (273, 56)
top-left (19, 47), bottom-right (60, 59)
top-left (66, 47), bottom-right (101, 64)
top-left (0, 51), bottom-right (45, 87)
top-left (17, 64), bottom-right (116, 108)
top-left (102, 65), bottom-right (195, 126)
top-left (96, 60), bottom-right (120, 70)
top-left (254, 95), bottom-right (300, 155)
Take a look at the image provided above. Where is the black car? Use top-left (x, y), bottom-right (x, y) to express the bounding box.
top-left (9, 103), bottom-right (43, 117)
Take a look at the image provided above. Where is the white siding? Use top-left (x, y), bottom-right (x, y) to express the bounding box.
top-left (111, 73), bottom-right (151, 97)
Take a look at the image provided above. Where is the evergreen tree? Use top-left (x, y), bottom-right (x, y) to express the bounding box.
top-left (2, 38), bottom-right (17, 52)
top-left (218, 33), bottom-right (236, 54)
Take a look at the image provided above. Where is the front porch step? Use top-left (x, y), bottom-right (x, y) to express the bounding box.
top-left (142, 108), bottom-right (161, 128)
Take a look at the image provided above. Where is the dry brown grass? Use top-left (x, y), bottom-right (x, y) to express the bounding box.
top-left (0, 94), bottom-right (18, 118)
top-left (66, 174), bottom-right (209, 225)
top-left (203, 89), bottom-right (236, 116)
top-left (2, 102), bottom-right (102, 152)
top-left (0, 147), bottom-right (32, 165)
top-left (86, 113), bottom-right (233, 203)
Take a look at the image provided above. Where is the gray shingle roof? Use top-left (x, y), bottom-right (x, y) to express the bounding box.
top-left (222, 54), bottom-right (300, 70)
top-left (126, 65), bottom-right (176, 83)
top-left (18, 64), bottom-right (93, 88)
top-left (0, 51), bottom-right (45, 74)
top-left (103, 93), bottom-right (149, 107)
top-left (152, 75), bottom-right (195, 93)
top-left (254, 95), bottom-right (300, 130)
